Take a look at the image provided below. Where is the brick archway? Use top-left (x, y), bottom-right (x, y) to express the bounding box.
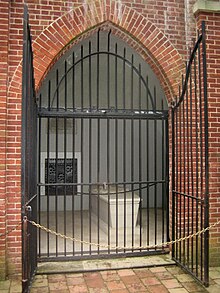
top-left (6, 1), bottom-right (185, 276)
top-left (9, 1), bottom-right (184, 105)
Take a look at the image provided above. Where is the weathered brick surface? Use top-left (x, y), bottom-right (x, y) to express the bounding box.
top-left (0, 0), bottom-right (9, 280)
top-left (195, 11), bottom-right (220, 266)
top-left (0, 0), bottom-right (219, 278)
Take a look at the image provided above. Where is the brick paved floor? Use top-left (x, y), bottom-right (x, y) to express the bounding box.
top-left (1, 265), bottom-right (220, 293)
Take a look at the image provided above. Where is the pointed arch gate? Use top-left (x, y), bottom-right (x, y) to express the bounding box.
top-left (37, 28), bottom-right (169, 261)
top-left (21, 4), bottom-right (209, 291)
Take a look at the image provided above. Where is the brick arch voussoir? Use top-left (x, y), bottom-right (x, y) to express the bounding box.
top-left (9, 2), bottom-right (184, 106)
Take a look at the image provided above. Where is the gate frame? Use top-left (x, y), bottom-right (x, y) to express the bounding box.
top-left (21, 4), bottom-right (38, 293)
top-left (36, 28), bottom-right (170, 261)
top-left (171, 21), bottom-right (209, 286)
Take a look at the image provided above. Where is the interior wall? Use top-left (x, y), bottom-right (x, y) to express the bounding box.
top-left (38, 31), bottom-right (168, 212)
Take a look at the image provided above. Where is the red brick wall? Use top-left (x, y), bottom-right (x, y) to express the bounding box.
top-left (0, 0), bottom-right (9, 280)
top-left (196, 11), bottom-right (220, 266)
top-left (2, 0), bottom-right (220, 278)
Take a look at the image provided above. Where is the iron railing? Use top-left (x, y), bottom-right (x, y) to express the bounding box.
top-left (172, 21), bottom-right (209, 286)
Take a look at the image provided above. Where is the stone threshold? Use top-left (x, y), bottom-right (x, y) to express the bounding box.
top-left (37, 254), bottom-right (175, 275)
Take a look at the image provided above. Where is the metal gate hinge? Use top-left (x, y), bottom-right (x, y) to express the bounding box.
top-left (25, 205), bottom-right (32, 212)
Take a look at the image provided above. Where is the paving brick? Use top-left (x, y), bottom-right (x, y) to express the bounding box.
top-left (111, 289), bottom-right (129, 293)
top-left (32, 276), bottom-right (48, 288)
top-left (126, 281), bottom-right (147, 292)
top-left (10, 279), bottom-right (21, 291)
top-left (88, 288), bottom-right (109, 293)
top-left (214, 279), bottom-right (220, 285)
top-left (31, 288), bottom-right (49, 293)
top-left (120, 275), bottom-right (140, 285)
top-left (142, 277), bottom-right (161, 286)
top-left (67, 277), bottom-right (85, 286)
top-left (150, 267), bottom-right (168, 273)
top-left (0, 280), bottom-right (10, 290)
top-left (155, 271), bottom-right (174, 280)
top-left (50, 289), bottom-right (69, 293)
top-left (69, 284), bottom-right (89, 292)
top-left (183, 281), bottom-right (206, 292)
top-left (206, 284), bottom-right (220, 293)
top-left (84, 272), bottom-right (102, 280)
top-left (161, 279), bottom-right (182, 289)
top-left (166, 267), bottom-right (185, 275)
top-left (48, 280), bottom-right (68, 290)
top-left (175, 274), bottom-right (194, 283)
top-left (66, 273), bottom-right (84, 278)
top-left (168, 289), bottom-right (188, 293)
top-left (209, 271), bottom-right (220, 279)
top-left (100, 271), bottom-right (120, 281)
top-left (134, 268), bottom-right (154, 278)
top-left (85, 276), bottom-right (105, 289)
top-left (48, 274), bottom-right (66, 282)
top-left (148, 284), bottom-right (169, 293)
top-left (117, 269), bottom-right (135, 277)
top-left (106, 280), bottom-right (126, 291)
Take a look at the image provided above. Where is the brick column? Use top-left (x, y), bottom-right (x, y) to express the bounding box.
top-left (194, 0), bottom-right (220, 266)
top-left (0, 0), bottom-right (9, 280)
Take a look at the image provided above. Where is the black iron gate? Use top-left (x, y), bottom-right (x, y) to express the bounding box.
top-left (172, 21), bottom-right (209, 286)
top-left (21, 5), bottom-right (38, 293)
top-left (37, 29), bottom-right (169, 261)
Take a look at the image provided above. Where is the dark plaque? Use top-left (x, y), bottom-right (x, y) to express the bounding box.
top-left (45, 158), bottom-right (77, 195)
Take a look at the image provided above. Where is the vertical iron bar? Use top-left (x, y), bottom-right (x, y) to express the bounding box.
top-left (72, 52), bottom-right (75, 255)
top-left (161, 99), bottom-right (165, 246)
top-left (46, 81), bottom-right (51, 257)
top-left (55, 69), bottom-right (59, 257)
top-left (88, 41), bottom-right (92, 255)
top-left (81, 46), bottom-right (84, 110)
top-left (64, 118), bottom-right (67, 256)
top-left (154, 87), bottom-right (157, 247)
top-left (165, 115), bottom-right (169, 243)
top-left (202, 21), bottom-right (209, 287)
top-left (198, 29), bottom-right (204, 281)
top-left (186, 61), bottom-right (190, 268)
top-left (131, 55), bottom-right (134, 251)
top-left (179, 84), bottom-right (182, 263)
top-left (72, 52), bottom-right (75, 110)
top-left (138, 64), bottom-right (142, 248)
top-left (183, 80), bottom-right (186, 266)
top-left (107, 118), bottom-right (110, 254)
top-left (194, 49), bottom-right (199, 276)
top-left (131, 118), bottom-right (134, 251)
top-left (123, 48), bottom-right (126, 110)
top-left (97, 30), bottom-right (100, 109)
top-left (146, 76), bottom-right (150, 248)
top-left (38, 95), bottom-right (42, 257)
top-left (64, 61), bottom-right (67, 255)
top-left (97, 118), bottom-right (100, 254)
top-left (115, 43), bottom-right (118, 110)
top-left (72, 118), bottom-right (75, 255)
top-left (81, 118), bottom-right (84, 255)
top-left (175, 97), bottom-right (179, 261)
top-left (89, 41), bottom-right (92, 110)
top-left (107, 31), bottom-right (111, 109)
top-left (115, 119), bottom-right (118, 252)
top-left (189, 50), bottom-right (194, 271)
top-left (131, 55), bottom-right (134, 110)
top-left (123, 48), bottom-right (126, 252)
top-left (171, 105), bottom-right (175, 258)
top-left (123, 119), bottom-right (126, 252)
